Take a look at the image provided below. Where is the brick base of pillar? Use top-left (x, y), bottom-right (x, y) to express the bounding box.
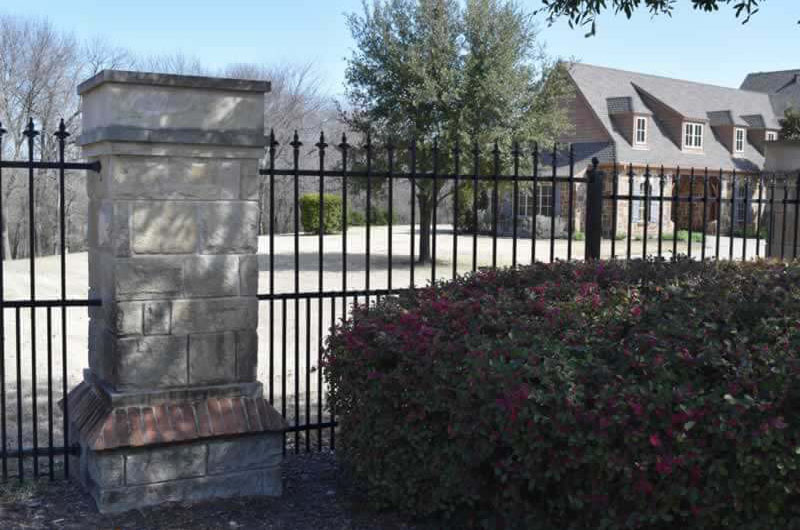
top-left (66, 378), bottom-right (285, 513)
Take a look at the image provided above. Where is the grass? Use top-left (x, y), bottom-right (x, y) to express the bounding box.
top-left (630, 230), bottom-right (735, 243)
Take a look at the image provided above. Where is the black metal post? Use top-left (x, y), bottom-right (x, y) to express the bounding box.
top-left (585, 158), bottom-right (603, 260)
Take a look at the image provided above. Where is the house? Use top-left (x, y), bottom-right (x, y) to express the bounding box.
top-left (740, 69), bottom-right (800, 116)
top-left (499, 63), bottom-right (787, 239)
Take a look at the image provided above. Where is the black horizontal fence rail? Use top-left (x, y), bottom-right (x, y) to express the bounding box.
top-left (0, 119), bottom-right (101, 482)
top-left (259, 133), bottom-right (581, 454)
top-left (258, 133), bottom-right (800, 455)
top-left (591, 160), bottom-right (798, 263)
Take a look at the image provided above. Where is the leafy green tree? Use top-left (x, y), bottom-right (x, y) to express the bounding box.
top-left (780, 107), bottom-right (800, 141)
top-left (537, 0), bottom-right (766, 36)
top-left (342, 0), bottom-right (573, 263)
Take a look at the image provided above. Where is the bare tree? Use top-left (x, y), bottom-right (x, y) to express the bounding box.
top-left (0, 15), bottom-right (84, 259)
top-left (83, 36), bottom-right (135, 76)
top-left (138, 51), bottom-right (210, 76)
top-left (0, 14), bottom-right (343, 260)
top-left (224, 62), bottom-right (340, 234)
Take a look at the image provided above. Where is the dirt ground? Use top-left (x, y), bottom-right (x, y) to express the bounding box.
top-left (0, 451), bottom-right (436, 530)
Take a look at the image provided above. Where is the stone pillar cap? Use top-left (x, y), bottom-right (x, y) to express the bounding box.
top-left (78, 69), bottom-right (271, 95)
top-left (77, 69), bottom-right (270, 148)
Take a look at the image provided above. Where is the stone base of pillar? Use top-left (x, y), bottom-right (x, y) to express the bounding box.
top-left (66, 376), bottom-right (285, 513)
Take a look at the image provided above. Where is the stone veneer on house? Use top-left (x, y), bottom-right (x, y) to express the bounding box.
top-left (66, 70), bottom-right (285, 513)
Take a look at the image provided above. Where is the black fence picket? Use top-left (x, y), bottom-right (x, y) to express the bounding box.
top-left (3, 123), bottom-right (799, 477)
top-left (256, 132), bottom-right (800, 454)
top-left (0, 119), bottom-right (101, 481)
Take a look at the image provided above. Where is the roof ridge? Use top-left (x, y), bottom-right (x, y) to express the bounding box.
top-left (569, 62), bottom-right (771, 97)
top-left (746, 69), bottom-right (800, 76)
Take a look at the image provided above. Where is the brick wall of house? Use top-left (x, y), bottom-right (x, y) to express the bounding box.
top-left (610, 113), bottom-right (634, 145)
top-left (747, 129), bottom-right (766, 155)
top-left (559, 81), bottom-right (612, 144)
top-left (715, 125), bottom-right (734, 153)
top-left (602, 171), bottom-right (676, 238)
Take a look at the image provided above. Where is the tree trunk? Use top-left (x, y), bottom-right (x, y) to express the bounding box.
top-left (417, 192), bottom-right (432, 264)
top-left (2, 209), bottom-right (10, 260)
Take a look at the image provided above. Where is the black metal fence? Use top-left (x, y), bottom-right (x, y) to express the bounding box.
top-left (2, 123), bottom-right (798, 478)
top-left (0, 119), bottom-right (101, 481)
top-left (260, 131), bottom-right (800, 455)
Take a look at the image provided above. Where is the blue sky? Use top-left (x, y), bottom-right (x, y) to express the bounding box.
top-left (1, 0), bottom-right (797, 97)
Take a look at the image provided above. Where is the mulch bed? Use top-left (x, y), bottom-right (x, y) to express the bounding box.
top-left (0, 451), bottom-right (436, 529)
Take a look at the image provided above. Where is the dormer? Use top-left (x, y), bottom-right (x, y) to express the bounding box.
top-left (632, 84), bottom-right (690, 150)
top-left (741, 114), bottom-right (778, 154)
top-left (606, 97), bottom-right (651, 148)
top-left (708, 111), bottom-right (747, 155)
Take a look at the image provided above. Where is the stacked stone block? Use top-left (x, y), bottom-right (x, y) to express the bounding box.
top-left (68, 70), bottom-right (284, 513)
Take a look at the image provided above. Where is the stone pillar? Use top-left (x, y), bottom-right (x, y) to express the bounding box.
top-left (765, 140), bottom-right (800, 260)
top-left (67, 70), bottom-right (285, 513)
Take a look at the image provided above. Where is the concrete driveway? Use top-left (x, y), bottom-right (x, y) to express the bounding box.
top-left (0, 225), bottom-right (768, 454)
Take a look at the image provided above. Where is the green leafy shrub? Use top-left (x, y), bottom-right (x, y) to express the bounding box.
top-left (658, 230), bottom-right (705, 243)
top-left (299, 193), bottom-right (343, 234)
top-left (455, 183), bottom-right (490, 233)
top-left (733, 225), bottom-right (768, 239)
top-left (347, 207), bottom-right (398, 227)
top-left (572, 231), bottom-right (585, 241)
top-left (347, 210), bottom-right (365, 226)
top-left (325, 259), bottom-right (800, 528)
top-left (368, 207), bottom-right (397, 226)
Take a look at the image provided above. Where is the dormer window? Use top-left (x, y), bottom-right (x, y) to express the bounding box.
top-left (684, 122), bottom-right (704, 149)
top-left (734, 128), bottom-right (745, 153)
top-left (635, 116), bottom-right (647, 145)
top-left (766, 131), bottom-right (778, 142)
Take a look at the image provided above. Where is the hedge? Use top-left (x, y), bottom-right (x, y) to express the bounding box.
top-left (324, 259), bottom-right (800, 528)
top-left (299, 193), bottom-right (343, 234)
top-left (347, 207), bottom-right (397, 227)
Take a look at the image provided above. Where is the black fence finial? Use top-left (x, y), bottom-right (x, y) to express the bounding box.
top-left (290, 130), bottom-right (302, 149)
top-left (54, 119), bottom-right (70, 140)
top-left (23, 117), bottom-right (39, 139)
top-left (316, 131), bottom-right (327, 150)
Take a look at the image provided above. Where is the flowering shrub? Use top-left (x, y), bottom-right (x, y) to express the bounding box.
top-left (324, 259), bottom-right (800, 528)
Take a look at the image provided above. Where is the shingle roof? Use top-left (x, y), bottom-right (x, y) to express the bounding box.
top-left (707, 110), bottom-right (748, 127)
top-left (741, 70), bottom-right (800, 94)
top-left (741, 114), bottom-right (767, 128)
top-left (567, 63), bottom-right (779, 172)
top-left (606, 96), bottom-right (650, 115)
top-left (740, 70), bottom-right (800, 115)
top-left (539, 141), bottom-right (615, 177)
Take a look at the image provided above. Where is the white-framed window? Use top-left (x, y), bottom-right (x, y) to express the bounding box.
top-left (631, 178), bottom-right (659, 223)
top-left (520, 193), bottom-right (535, 217)
top-left (635, 116), bottom-right (647, 145)
top-left (734, 128), bottom-right (745, 153)
top-left (684, 122), bottom-right (704, 149)
top-left (522, 183), bottom-right (554, 217)
top-left (734, 180), bottom-right (749, 227)
top-left (537, 183), bottom-right (554, 217)
top-left (766, 131), bottom-right (778, 142)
